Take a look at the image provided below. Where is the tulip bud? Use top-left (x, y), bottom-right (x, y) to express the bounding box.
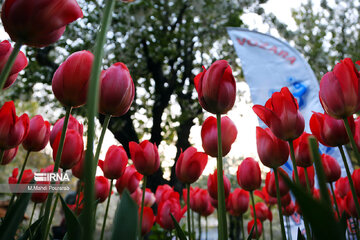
top-left (191, 188), bottom-right (212, 214)
top-left (229, 189), bottom-right (249, 216)
top-left (155, 184), bottom-right (175, 204)
top-left (253, 87), bottom-right (304, 141)
top-left (207, 169), bottom-right (231, 199)
top-left (345, 191), bottom-right (360, 218)
top-left (0, 40), bottom-right (27, 89)
top-left (95, 176), bottom-right (110, 203)
top-left (266, 170), bottom-right (289, 198)
top-left (250, 202), bottom-right (269, 222)
top-left (293, 166), bottom-right (315, 190)
top-left (72, 151), bottom-right (85, 180)
top-left (321, 154), bottom-right (341, 183)
top-left (319, 58), bottom-right (360, 119)
top-left (99, 62), bottom-right (135, 116)
top-left (52, 129), bottom-right (83, 170)
top-left (144, 189), bottom-right (156, 207)
top-left (50, 115), bottom-right (83, 147)
top-left (282, 201), bottom-right (295, 216)
top-left (8, 168), bottom-right (33, 184)
top-left (115, 165), bottom-right (143, 194)
top-left (194, 60), bottom-right (236, 114)
top-left (237, 157), bottom-right (261, 192)
top-left (352, 169), bottom-right (360, 197)
top-left (22, 115), bottom-right (51, 152)
top-left (156, 198), bottom-right (186, 230)
top-left (52, 51), bottom-right (94, 108)
top-left (281, 193), bottom-right (291, 206)
top-left (247, 219), bottom-right (263, 239)
top-left (293, 132), bottom-right (316, 167)
top-left (175, 147), bottom-right (208, 184)
top-left (256, 127), bottom-right (289, 168)
top-left (310, 112), bottom-right (354, 147)
top-left (0, 146), bottom-right (18, 165)
top-left (140, 206), bottom-right (155, 236)
top-left (129, 140), bottom-right (160, 176)
top-left (103, 145), bottom-right (128, 179)
top-left (0, 101), bottom-right (29, 150)
top-left (335, 177), bottom-right (350, 198)
top-left (201, 116), bottom-right (237, 158)
top-left (1, 0), bottom-right (83, 47)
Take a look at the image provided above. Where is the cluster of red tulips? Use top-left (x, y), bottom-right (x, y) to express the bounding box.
top-left (1, 0), bottom-right (360, 240)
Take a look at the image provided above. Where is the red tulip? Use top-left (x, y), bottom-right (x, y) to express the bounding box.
top-left (345, 191), bottom-right (360, 218)
top-left (250, 202), bottom-right (269, 221)
top-left (1, 0), bottom-right (83, 47)
top-left (22, 115), bottom-right (50, 152)
top-left (191, 188), bottom-right (212, 214)
top-left (281, 193), bottom-right (292, 206)
top-left (0, 101), bottom-right (29, 150)
top-left (256, 127), bottom-right (289, 168)
top-left (68, 192), bottom-right (84, 215)
top-left (254, 187), bottom-right (277, 206)
top-left (194, 60), bottom-right (236, 114)
top-left (156, 198), bottom-right (186, 230)
top-left (155, 184), bottom-right (179, 204)
top-left (293, 166), bottom-right (315, 190)
top-left (282, 201), bottom-right (295, 216)
top-left (321, 154), bottom-right (341, 183)
top-left (140, 206), bottom-right (155, 236)
top-left (103, 145), bottom-right (128, 179)
top-left (8, 168), bottom-right (33, 184)
top-left (354, 116), bottom-right (360, 151)
top-left (50, 114), bottom-right (83, 147)
top-left (129, 140), bottom-right (160, 176)
top-left (207, 169), bottom-right (231, 199)
top-left (95, 176), bottom-right (110, 203)
top-left (144, 188), bottom-right (156, 207)
top-left (130, 188), bottom-right (142, 205)
top-left (335, 177), bottom-right (350, 198)
top-left (253, 87), bottom-right (304, 141)
top-left (31, 169), bottom-right (50, 203)
top-left (0, 146), bottom-right (18, 165)
top-left (229, 189), bottom-right (249, 216)
top-left (310, 112), bottom-right (354, 147)
top-left (52, 51), bottom-right (94, 108)
top-left (71, 151), bottom-right (85, 180)
top-left (0, 40), bottom-right (27, 89)
top-left (115, 165), bottom-right (143, 194)
top-left (352, 169), bottom-right (360, 197)
top-left (293, 132), bottom-right (316, 167)
top-left (319, 58), bottom-right (360, 119)
top-left (52, 129), bottom-right (83, 170)
top-left (237, 157), bottom-right (261, 192)
top-left (266, 170), bottom-right (289, 198)
top-left (201, 116), bottom-right (237, 157)
top-left (99, 62), bottom-right (135, 116)
top-left (175, 147), bottom-right (208, 184)
top-left (201, 200), bottom-right (215, 217)
top-left (247, 219), bottom-right (263, 239)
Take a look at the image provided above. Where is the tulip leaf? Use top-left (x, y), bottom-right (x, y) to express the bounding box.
top-left (170, 213), bottom-right (187, 240)
top-left (18, 216), bottom-right (43, 240)
top-left (297, 228), bottom-right (305, 240)
top-left (0, 191), bottom-right (31, 240)
top-left (280, 172), bottom-right (345, 240)
top-left (60, 195), bottom-right (82, 240)
top-left (111, 190), bottom-right (138, 240)
top-left (246, 225), bottom-right (254, 240)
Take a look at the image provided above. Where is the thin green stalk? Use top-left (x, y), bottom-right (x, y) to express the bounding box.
top-left (94, 114), bottom-right (111, 168)
top-left (343, 118), bottom-right (360, 165)
top-left (0, 41), bottom-right (22, 90)
top-left (269, 219), bottom-right (273, 240)
top-left (338, 146), bottom-right (360, 219)
top-left (41, 107), bottom-right (72, 240)
top-left (75, 181), bottom-right (83, 214)
top-left (216, 113), bottom-right (227, 240)
top-left (262, 221), bottom-right (265, 240)
top-left (0, 149), bottom-right (4, 165)
top-left (82, 1), bottom-right (115, 239)
top-left (198, 213), bottom-right (201, 240)
top-left (240, 215), bottom-right (245, 240)
top-left (250, 191), bottom-right (259, 240)
top-left (39, 202), bottom-right (45, 218)
top-left (288, 140), bottom-right (299, 184)
top-left (191, 205), bottom-right (195, 239)
top-left (273, 168), bottom-right (286, 240)
top-left (206, 216), bottom-right (208, 240)
top-left (29, 203), bottom-right (37, 240)
top-left (303, 167), bottom-right (311, 192)
top-left (100, 180), bottom-right (113, 240)
top-left (187, 184), bottom-right (192, 240)
top-left (303, 167), bottom-right (315, 238)
top-left (44, 193), bottom-right (60, 239)
top-left (7, 150), bottom-right (32, 212)
top-left (139, 176), bottom-right (147, 240)
top-left (330, 183), bottom-right (340, 219)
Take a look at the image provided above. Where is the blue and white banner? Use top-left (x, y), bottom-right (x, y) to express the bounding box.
top-left (227, 27), bottom-right (352, 238)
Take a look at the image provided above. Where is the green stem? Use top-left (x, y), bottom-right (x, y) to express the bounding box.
top-left (198, 213), bottom-right (201, 240)
top-left (304, 167), bottom-right (311, 192)
top-left (250, 191), bottom-right (259, 240)
top-left (270, 219), bottom-right (273, 240)
top-left (82, 1), bottom-right (115, 239)
top-left (100, 180), bottom-right (113, 240)
top-left (273, 168), bottom-right (286, 240)
top-left (41, 107), bottom-right (72, 240)
top-left (187, 184), bottom-right (192, 240)
top-left (330, 183), bottom-right (340, 219)
top-left (206, 216), bottom-right (208, 240)
top-left (338, 146), bottom-right (360, 219)
top-left (0, 41), bottom-right (22, 90)
top-left (0, 149), bottom-right (4, 165)
top-left (139, 176), bottom-right (147, 240)
top-left (39, 202), bottom-right (45, 219)
top-left (216, 113), bottom-right (227, 240)
top-left (288, 140), bottom-right (299, 184)
top-left (191, 205), bottom-right (195, 239)
top-left (262, 221), bottom-right (265, 240)
top-left (44, 193), bottom-right (60, 239)
top-left (343, 118), bottom-right (360, 166)
top-left (94, 114), bottom-right (111, 168)
top-left (240, 215), bottom-right (245, 240)
top-left (29, 203), bottom-right (37, 240)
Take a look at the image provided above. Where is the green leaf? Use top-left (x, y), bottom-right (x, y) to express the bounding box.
top-left (0, 191), bottom-right (31, 240)
top-left (246, 225), bottom-right (254, 240)
top-left (111, 190), bottom-right (138, 240)
top-left (170, 213), bottom-right (187, 240)
top-left (60, 195), bottom-right (82, 240)
top-left (18, 217), bottom-right (43, 240)
top-left (280, 172), bottom-right (345, 240)
top-left (297, 228), bottom-right (305, 240)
